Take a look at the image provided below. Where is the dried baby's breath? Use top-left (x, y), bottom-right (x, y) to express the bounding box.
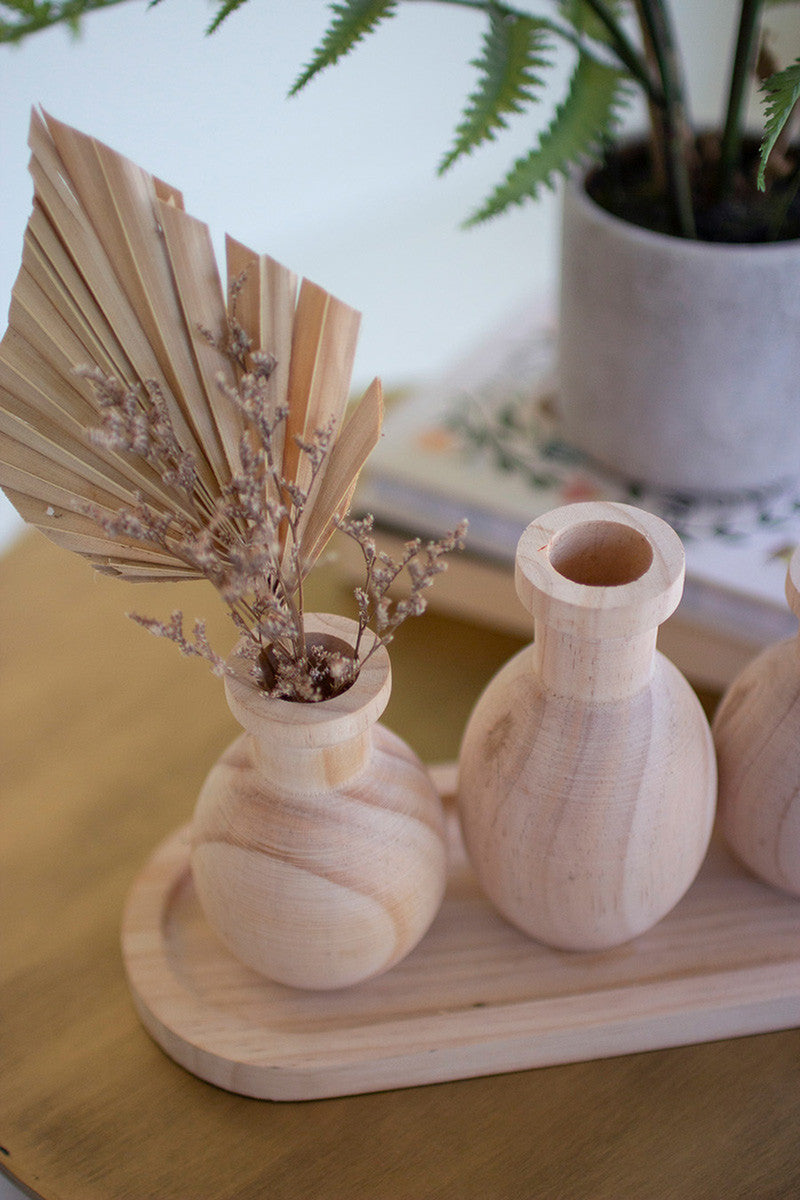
top-left (79, 321), bottom-right (466, 702)
top-left (336, 515), bottom-right (469, 663)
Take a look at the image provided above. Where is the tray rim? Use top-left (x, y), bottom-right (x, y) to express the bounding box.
top-left (121, 765), bottom-right (800, 1101)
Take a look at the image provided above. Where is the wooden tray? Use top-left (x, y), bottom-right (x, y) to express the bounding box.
top-left (121, 765), bottom-right (800, 1101)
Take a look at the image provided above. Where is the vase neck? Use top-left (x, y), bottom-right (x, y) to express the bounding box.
top-left (515, 503), bottom-right (685, 644)
top-left (250, 728), bottom-right (373, 793)
top-left (514, 503), bottom-right (684, 701)
top-left (532, 623), bottom-right (657, 702)
top-left (223, 614), bottom-right (392, 795)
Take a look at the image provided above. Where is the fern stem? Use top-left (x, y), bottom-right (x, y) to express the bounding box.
top-left (414, 0), bottom-right (576, 45)
top-left (718, 0), bottom-right (764, 199)
top-left (414, 0), bottom-right (654, 94)
top-left (633, 0), bottom-right (695, 238)
top-left (572, 0), bottom-right (661, 103)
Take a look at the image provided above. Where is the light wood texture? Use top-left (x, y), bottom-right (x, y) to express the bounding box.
top-left (191, 615), bottom-right (447, 989)
top-left (4, 530), bottom-right (800, 1200)
top-left (0, 110), bottom-right (382, 582)
top-left (713, 548), bottom-right (800, 896)
top-left (122, 762), bottom-right (800, 1102)
top-left (458, 502), bottom-right (717, 950)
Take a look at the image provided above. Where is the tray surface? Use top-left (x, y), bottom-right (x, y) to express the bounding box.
top-left (121, 765), bottom-right (800, 1100)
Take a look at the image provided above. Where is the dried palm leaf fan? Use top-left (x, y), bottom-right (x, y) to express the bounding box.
top-left (0, 109), bottom-right (386, 693)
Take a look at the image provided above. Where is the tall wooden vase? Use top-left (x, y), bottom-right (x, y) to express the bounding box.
top-left (457, 502), bottom-right (717, 951)
top-left (190, 613), bottom-right (448, 990)
top-left (712, 549), bottom-right (800, 897)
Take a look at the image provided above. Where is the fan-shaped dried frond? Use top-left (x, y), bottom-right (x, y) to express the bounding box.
top-left (0, 108), bottom-right (381, 585)
top-left (0, 111), bottom-right (471, 700)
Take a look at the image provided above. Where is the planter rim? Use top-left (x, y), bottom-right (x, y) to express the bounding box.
top-left (566, 164), bottom-right (800, 259)
top-left (223, 612), bottom-right (391, 747)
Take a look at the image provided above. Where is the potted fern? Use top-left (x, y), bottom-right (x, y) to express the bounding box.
top-left (283, 0), bottom-right (800, 502)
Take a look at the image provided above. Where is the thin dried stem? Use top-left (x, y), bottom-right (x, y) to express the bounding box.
top-left (80, 308), bottom-right (466, 702)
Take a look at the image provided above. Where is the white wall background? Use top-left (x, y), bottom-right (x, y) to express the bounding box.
top-left (0, 0), bottom-right (559, 551)
top-left (3, 0), bottom-right (788, 556)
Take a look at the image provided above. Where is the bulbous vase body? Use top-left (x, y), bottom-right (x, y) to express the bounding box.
top-left (713, 552), bottom-right (800, 897)
top-left (458, 502), bottom-right (717, 951)
top-left (190, 615), bottom-right (447, 990)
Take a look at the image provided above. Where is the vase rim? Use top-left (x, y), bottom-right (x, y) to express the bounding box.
top-left (223, 612), bottom-right (391, 747)
top-left (515, 502), bottom-right (685, 639)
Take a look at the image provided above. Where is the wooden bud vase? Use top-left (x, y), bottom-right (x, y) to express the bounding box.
top-left (712, 549), bottom-right (800, 897)
top-left (457, 502), bottom-right (717, 951)
top-left (190, 613), bottom-right (447, 990)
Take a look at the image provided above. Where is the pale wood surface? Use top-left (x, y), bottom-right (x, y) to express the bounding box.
top-left (714, 550), bottom-right (800, 896)
top-left (3, 530), bottom-right (800, 1200)
top-left (191, 616), bottom-right (447, 989)
top-left (715, 637), bottom-right (800, 898)
top-left (123, 771), bottom-right (800, 1101)
top-left (459, 504), bottom-right (716, 950)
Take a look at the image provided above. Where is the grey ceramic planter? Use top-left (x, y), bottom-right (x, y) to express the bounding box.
top-left (558, 175), bottom-right (800, 496)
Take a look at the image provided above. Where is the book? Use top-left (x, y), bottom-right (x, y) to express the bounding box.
top-left (349, 301), bottom-right (800, 690)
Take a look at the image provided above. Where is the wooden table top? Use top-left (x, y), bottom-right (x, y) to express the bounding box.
top-left (2, 530), bottom-right (799, 1200)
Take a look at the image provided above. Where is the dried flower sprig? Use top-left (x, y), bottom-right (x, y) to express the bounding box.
top-left (337, 514), bottom-right (469, 663)
top-left (79, 340), bottom-right (466, 703)
top-left (0, 110), bottom-right (399, 695)
top-left (128, 611), bottom-right (229, 677)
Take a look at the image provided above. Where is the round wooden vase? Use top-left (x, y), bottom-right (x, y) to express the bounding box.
top-left (712, 550), bottom-right (800, 897)
top-left (457, 502), bottom-right (717, 951)
top-left (190, 613), bottom-right (447, 990)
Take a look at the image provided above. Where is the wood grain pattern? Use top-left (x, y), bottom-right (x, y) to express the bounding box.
top-left (3, 531), bottom-right (800, 1200)
top-left (713, 548), bottom-right (800, 896)
top-left (459, 502), bottom-right (717, 950)
top-left (191, 616), bottom-right (447, 989)
top-left (122, 764), bottom-right (800, 1101)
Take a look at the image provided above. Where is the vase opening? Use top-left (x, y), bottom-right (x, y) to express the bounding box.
top-left (548, 521), bottom-right (653, 587)
top-left (257, 631), bottom-right (358, 702)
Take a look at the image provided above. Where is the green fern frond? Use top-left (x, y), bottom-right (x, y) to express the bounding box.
top-left (438, 10), bottom-right (552, 175)
top-left (758, 58), bottom-right (800, 189)
top-left (557, 0), bottom-right (625, 46)
top-left (207, 0), bottom-right (251, 35)
top-left (466, 54), bottom-right (629, 225)
top-left (0, 0), bottom-right (132, 43)
top-left (289, 0), bottom-right (397, 96)
top-left (0, 0), bottom-right (38, 14)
